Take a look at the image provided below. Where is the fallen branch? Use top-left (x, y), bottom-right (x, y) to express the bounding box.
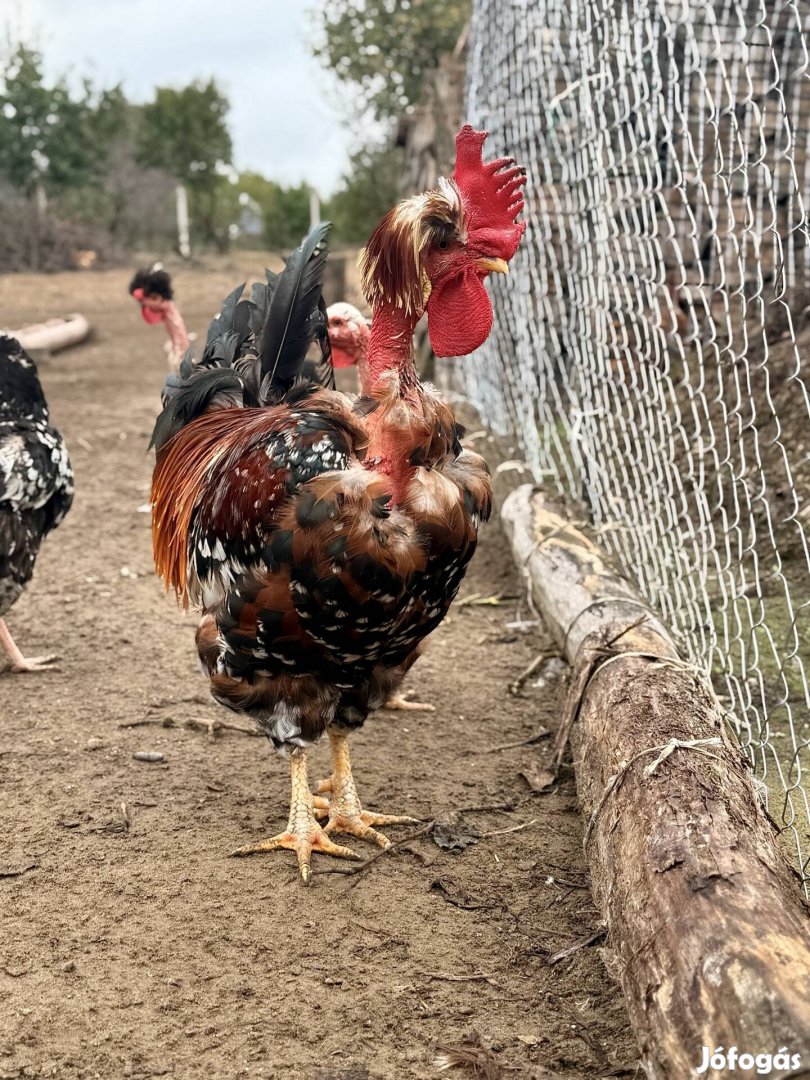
top-left (311, 820), bottom-right (435, 878)
top-left (502, 485), bottom-right (810, 1077)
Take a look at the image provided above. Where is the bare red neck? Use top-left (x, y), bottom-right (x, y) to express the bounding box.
top-left (365, 303), bottom-right (424, 502)
top-left (367, 305), bottom-right (420, 392)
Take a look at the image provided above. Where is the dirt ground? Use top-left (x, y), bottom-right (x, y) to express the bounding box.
top-left (0, 264), bottom-right (636, 1080)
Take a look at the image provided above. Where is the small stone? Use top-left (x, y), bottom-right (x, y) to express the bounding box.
top-left (62, 960), bottom-right (75, 973)
top-left (133, 751), bottom-right (165, 763)
top-left (85, 737), bottom-right (104, 751)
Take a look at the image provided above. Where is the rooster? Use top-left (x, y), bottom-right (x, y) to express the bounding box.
top-left (0, 336), bottom-right (73, 672)
top-left (151, 126), bottom-right (525, 881)
top-left (129, 265), bottom-right (191, 372)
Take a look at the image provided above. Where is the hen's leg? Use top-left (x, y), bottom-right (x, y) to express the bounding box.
top-left (231, 748), bottom-right (360, 884)
top-left (0, 619), bottom-right (59, 674)
top-left (313, 727), bottom-right (421, 848)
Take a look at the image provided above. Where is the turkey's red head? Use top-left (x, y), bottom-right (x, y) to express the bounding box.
top-left (327, 302), bottom-right (370, 368)
top-left (361, 126), bottom-right (526, 357)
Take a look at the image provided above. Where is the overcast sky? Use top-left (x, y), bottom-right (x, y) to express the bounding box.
top-left (9, 0), bottom-right (356, 195)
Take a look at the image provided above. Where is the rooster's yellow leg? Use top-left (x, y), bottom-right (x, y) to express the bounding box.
top-left (231, 749), bottom-right (360, 883)
top-left (313, 728), bottom-right (421, 848)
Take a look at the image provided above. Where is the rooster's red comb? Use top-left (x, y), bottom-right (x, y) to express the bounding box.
top-left (453, 125), bottom-right (526, 261)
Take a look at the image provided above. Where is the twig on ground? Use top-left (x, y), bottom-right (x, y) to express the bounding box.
top-left (184, 716), bottom-right (260, 741)
top-left (118, 717), bottom-right (172, 730)
top-left (415, 969), bottom-right (500, 987)
top-left (117, 715), bottom-right (259, 740)
top-left (456, 592), bottom-right (518, 608)
top-left (482, 818), bottom-right (539, 838)
top-left (456, 801), bottom-right (518, 814)
top-left (479, 730), bottom-right (551, 753)
top-left (148, 694), bottom-right (210, 709)
top-left (546, 926), bottom-right (607, 965)
top-left (546, 875), bottom-right (590, 890)
top-left (509, 649), bottom-right (558, 695)
top-left (545, 991), bottom-right (612, 1070)
top-left (0, 863), bottom-right (37, 879)
top-left (353, 920), bottom-right (408, 946)
top-left (311, 820), bottom-right (435, 877)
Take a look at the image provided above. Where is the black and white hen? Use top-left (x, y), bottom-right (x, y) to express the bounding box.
top-left (0, 335), bottom-right (73, 672)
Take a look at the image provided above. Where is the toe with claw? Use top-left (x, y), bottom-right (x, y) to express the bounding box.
top-left (231, 748), bottom-right (360, 883)
top-left (314, 728), bottom-right (422, 848)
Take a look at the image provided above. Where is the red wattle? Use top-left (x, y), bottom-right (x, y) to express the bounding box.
top-left (330, 346), bottom-right (356, 369)
top-left (140, 306), bottom-right (164, 325)
top-left (427, 270), bottom-right (494, 357)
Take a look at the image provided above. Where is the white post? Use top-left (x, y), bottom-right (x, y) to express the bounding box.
top-left (309, 189), bottom-right (321, 228)
top-left (175, 184), bottom-right (191, 259)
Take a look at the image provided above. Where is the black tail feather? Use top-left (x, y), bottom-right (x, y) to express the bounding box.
top-left (259, 223), bottom-right (333, 397)
top-left (150, 224), bottom-right (334, 452)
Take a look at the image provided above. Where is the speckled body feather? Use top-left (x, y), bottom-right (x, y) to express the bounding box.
top-left (0, 336), bottom-right (73, 617)
top-left (153, 378), bottom-right (490, 749)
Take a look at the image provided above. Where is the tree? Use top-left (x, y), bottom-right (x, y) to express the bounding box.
top-left (136, 80), bottom-right (233, 250)
top-left (260, 181), bottom-right (312, 250)
top-left (324, 142), bottom-right (403, 243)
top-left (312, 0), bottom-right (470, 122)
top-left (0, 41), bottom-right (126, 198)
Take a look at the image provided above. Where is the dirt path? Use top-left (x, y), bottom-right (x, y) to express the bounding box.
top-left (0, 267), bottom-right (635, 1080)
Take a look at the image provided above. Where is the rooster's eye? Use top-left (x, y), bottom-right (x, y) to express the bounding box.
top-left (438, 239), bottom-right (449, 250)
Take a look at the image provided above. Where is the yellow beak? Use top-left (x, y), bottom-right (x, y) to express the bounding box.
top-left (475, 257), bottom-right (509, 275)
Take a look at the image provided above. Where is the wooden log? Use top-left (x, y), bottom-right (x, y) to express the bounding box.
top-left (8, 313), bottom-right (90, 353)
top-left (502, 484), bottom-right (810, 1079)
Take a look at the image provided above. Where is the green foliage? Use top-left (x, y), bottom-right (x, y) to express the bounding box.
top-left (136, 80), bottom-right (233, 248)
top-left (312, 0), bottom-right (470, 122)
top-left (136, 80), bottom-right (232, 193)
top-left (324, 142), bottom-right (403, 244)
top-left (195, 172), bottom-right (314, 253)
top-left (260, 181), bottom-right (312, 250)
top-left (0, 42), bottom-right (127, 196)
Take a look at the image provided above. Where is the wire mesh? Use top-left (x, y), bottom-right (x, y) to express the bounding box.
top-left (462, 0), bottom-right (810, 886)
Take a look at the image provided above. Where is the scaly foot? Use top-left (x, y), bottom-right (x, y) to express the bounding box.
top-left (231, 825), bottom-right (360, 882)
top-left (314, 728), bottom-right (422, 848)
top-left (230, 748), bottom-right (360, 883)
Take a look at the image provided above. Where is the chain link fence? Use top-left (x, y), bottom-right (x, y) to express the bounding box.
top-left (459, 0), bottom-right (810, 885)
